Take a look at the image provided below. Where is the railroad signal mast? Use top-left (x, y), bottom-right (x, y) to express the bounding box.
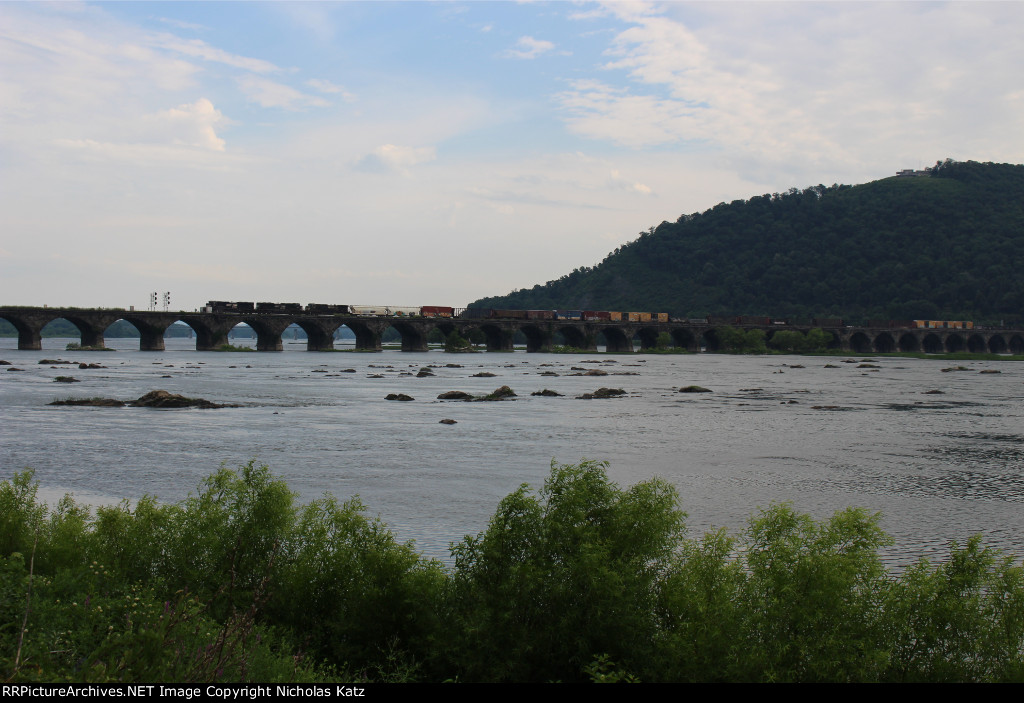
top-left (162, 292), bottom-right (171, 312)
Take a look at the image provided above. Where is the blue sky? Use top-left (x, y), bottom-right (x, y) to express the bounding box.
top-left (2, 1), bottom-right (1022, 310)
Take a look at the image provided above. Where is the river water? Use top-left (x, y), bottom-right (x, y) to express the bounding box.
top-left (2, 337), bottom-right (1023, 564)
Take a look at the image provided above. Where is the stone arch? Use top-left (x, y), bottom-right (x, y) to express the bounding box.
top-left (286, 318), bottom-right (341, 351)
top-left (41, 314), bottom-right (118, 349)
top-left (384, 321), bottom-right (429, 352)
top-left (988, 334), bottom-right (1007, 354)
top-left (174, 315), bottom-right (233, 351)
top-left (432, 320), bottom-right (458, 340)
top-left (944, 333), bottom-right (964, 353)
top-left (898, 332), bottom-right (920, 352)
top-left (967, 334), bottom-right (987, 353)
top-left (555, 324), bottom-right (591, 351)
top-left (600, 326), bottom-right (632, 353)
top-left (849, 331), bottom-right (872, 353)
top-left (340, 319), bottom-right (383, 351)
top-left (462, 323), bottom-right (513, 352)
top-left (517, 324), bottom-right (552, 352)
top-left (1009, 335), bottom-right (1024, 355)
top-left (873, 332), bottom-right (896, 353)
top-left (103, 318), bottom-right (141, 340)
top-left (670, 327), bottom-right (697, 350)
top-left (701, 328), bottom-right (722, 352)
top-left (113, 316), bottom-right (175, 351)
top-left (922, 333), bottom-right (943, 353)
top-left (224, 316), bottom-right (293, 351)
top-left (634, 326), bottom-right (660, 351)
top-left (0, 313), bottom-right (42, 350)
top-left (225, 321), bottom-right (258, 349)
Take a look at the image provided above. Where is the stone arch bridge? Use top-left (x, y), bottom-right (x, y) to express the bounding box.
top-left (3, 307), bottom-right (1023, 355)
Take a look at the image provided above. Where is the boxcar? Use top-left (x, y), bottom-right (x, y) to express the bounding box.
top-left (421, 306), bottom-right (454, 318)
top-left (527, 310), bottom-right (555, 320)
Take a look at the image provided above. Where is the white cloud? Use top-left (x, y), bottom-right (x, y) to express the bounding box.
top-left (505, 36), bottom-right (555, 60)
top-left (157, 17), bottom-right (208, 32)
top-left (562, 3), bottom-right (1024, 181)
top-left (48, 98), bottom-right (234, 168)
top-left (306, 78), bottom-right (356, 102)
top-left (609, 169), bottom-right (652, 195)
top-left (148, 97), bottom-right (227, 151)
top-left (355, 144), bottom-right (437, 176)
top-left (149, 32), bottom-right (280, 73)
top-left (237, 75), bottom-right (330, 110)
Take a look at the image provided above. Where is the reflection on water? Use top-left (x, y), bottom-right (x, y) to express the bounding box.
top-left (2, 337), bottom-right (1023, 563)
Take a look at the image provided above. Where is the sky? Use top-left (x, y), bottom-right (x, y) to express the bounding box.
top-left (2, 1), bottom-right (1022, 311)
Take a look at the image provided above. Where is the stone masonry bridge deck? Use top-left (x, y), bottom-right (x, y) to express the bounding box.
top-left (3, 307), bottom-right (1023, 355)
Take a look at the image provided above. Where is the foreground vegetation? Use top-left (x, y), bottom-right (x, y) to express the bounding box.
top-left (3, 460), bottom-right (1023, 683)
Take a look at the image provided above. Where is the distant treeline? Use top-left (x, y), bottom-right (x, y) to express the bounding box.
top-left (472, 160), bottom-right (1024, 325)
top-left (3, 460), bottom-right (1023, 683)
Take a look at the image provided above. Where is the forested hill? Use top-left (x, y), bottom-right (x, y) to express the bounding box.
top-left (470, 160), bottom-right (1024, 324)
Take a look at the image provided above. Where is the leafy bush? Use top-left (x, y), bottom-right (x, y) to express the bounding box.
top-left (3, 461), bottom-right (1024, 682)
top-left (447, 460), bottom-right (685, 681)
top-left (714, 327), bottom-right (767, 353)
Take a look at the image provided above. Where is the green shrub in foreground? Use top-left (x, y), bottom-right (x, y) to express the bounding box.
top-left (447, 459), bottom-right (685, 681)
top-left (3, 461), bottom-right (1024, 682)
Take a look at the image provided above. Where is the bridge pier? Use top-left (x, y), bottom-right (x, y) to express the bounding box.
top-left (178, 316), bottom-right (231, 351)
top-left (19, 328), bottom-right (42, 351)
top-left (196, 331), bottom-right (230, 351)
top-left (306, 329), bottom-right (335, 351)
top-left (80, 329), bottom-right (106, 349)
top-left (354, 328), bottom-right (382, 352)
top-left (524, 328), bottom-right (553, 353)
top-left (139, 330), bottom-right (165, 351)
top-left (256, 333), bottom-right (284, 351)
top-left (127, 319), bottom-right (173, 352)
top-left (246, 317), bottom-right (292, 352)
top-left (390, 322), bottom-right (429, 352)
top-left (401, 336), bottom-right (429, 352)
top-left (488, 328), bottom-right (515, 352)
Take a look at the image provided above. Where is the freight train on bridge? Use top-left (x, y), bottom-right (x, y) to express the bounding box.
top-left (1, 301), bottom-right (1019, 355)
